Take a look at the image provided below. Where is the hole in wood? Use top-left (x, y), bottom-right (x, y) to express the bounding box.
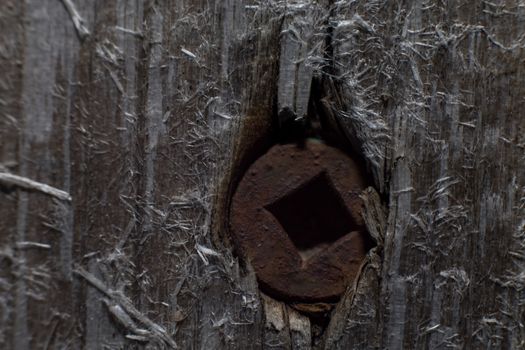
top-left (265, 171), bottom-right (358, 261)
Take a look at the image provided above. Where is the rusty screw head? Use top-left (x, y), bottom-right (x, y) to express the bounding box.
top-left (230, 139), bottom-right (371, 303)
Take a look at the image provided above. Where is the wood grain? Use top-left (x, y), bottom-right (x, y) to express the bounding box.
top-left (0, 1), bottom-right (524, 349)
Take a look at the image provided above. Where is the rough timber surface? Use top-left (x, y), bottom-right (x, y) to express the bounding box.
top-left (0, 1), bottom-right (524, 349)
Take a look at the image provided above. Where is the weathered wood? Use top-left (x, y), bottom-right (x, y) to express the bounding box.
top-left (1, 0), bottom-right (524, 349)
top-left (0, 172), bottom-right (72, 201)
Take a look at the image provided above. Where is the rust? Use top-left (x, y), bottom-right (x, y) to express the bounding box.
top-left (230, 139), bottom-right (371, 303)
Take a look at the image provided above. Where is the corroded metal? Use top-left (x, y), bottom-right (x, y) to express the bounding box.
top-left (230, 139), bottom-right (371, 302)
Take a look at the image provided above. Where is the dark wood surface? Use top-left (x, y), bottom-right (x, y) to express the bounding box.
top-left (1, 0), bottom-right (524, 349)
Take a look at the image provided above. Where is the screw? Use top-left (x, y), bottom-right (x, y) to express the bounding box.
top-left (230, 139), bottom-right (371, 303)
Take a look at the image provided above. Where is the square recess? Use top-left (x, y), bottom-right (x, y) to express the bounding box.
top-left (266, 171), bottom-right (357, 260)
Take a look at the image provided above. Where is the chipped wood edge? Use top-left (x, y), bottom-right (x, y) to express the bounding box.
top-left (0, 172), bottom-right (72, 201)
